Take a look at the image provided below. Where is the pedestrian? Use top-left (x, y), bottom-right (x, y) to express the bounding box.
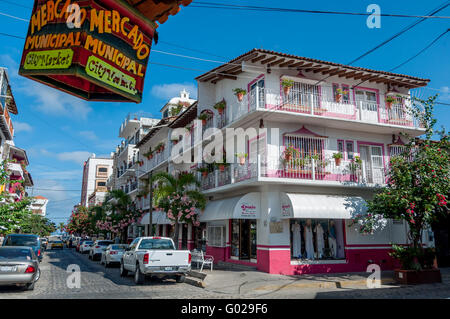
top-left (115, 236), bottom-right (120, 244)
top-left (0, 233), bottom-right (4, 246)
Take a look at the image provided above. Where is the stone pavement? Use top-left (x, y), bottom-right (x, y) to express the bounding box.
top-left (1, 248), bottom-right (449, 299)
top-left (197, 266), bottom-right (450, 298)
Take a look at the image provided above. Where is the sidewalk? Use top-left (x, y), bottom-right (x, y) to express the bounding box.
top-left (189, 267), bottom-right (450, 298)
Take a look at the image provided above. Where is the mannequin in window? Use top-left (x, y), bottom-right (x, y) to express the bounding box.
top-left (328, 220), bottom-right (337, 258)
top-left (304, 219), bottom-right (315, 259)
top-left (291, 221), bottom-right (302, 259)
top-left (315, 222), bottom-right (325, 259)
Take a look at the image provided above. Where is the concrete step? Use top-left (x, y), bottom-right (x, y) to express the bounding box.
top-left (188, 270), bottom-right (208, 281)
top-left (216, 261), bottom-right (258, 271)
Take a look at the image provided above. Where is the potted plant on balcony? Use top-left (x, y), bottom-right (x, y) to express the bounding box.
top-left (155, 142), bottom-right (165, 154)
top-left (171, 137), bottom-right (179, 145)
top-left (283, 145), bottom-right (297, 162)
top-left (385, 95), bottom-right (396, 110)
top-left (281, 79), bottom-right (294, 95)
top-left (215, 162), bottom-right (230, 172)
top-left (235, 153), bottom-right (248, 165)
top-left (196, 166), bottom-right (210, 177)
top-left (213, 100), bottom-right (226, 115)
top-left (198, 113), bottom-right (209, 125)
top-left (233, 88), bottom-right (247, 102)
top-left (332, 152), bottom-right (343, 166)
top-left (144, 149), bottom-right (154, 160)
top-left (335, 88), bottom-right (348, 103)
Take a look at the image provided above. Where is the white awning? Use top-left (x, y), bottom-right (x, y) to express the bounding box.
top-left (281, 193), bottom-right (367, 219)
top-left (199, 192), bottom-right (261, 222)
top-left (140, 211), bottom-right (171, 225)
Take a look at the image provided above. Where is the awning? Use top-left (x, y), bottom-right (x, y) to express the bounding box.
top-left (199, 192), bottom-right (261, 222)
top-left (280, 193), bottom-right (367, 219)
top-left (140, 211), bottom-right (171, 225)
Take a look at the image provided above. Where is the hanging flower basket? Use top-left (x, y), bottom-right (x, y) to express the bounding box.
top-left (236, 153), bottom-right (247, 165)
top-left (233, 88), bottom-right (247, 102)
top-left (282, 79), bottom-right (294, 95)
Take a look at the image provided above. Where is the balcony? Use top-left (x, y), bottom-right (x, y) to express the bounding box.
top-left (138, 148), bottom-right (169, 177)
top-left (7, 162), bottom-right (23, 179)
top-left (198, 153), bottom-right (386, 193)
top-left (0, 105), bottom-right (14, 140)
top-left (219, 87), bottom-right (422, 131)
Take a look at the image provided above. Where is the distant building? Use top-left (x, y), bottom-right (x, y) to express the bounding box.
top-left (80, 154), bottom-right (113, 207)
top-left (30, 196), bottom-right (49, 217)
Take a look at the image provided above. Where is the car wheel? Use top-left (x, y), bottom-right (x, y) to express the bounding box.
top-left (120, 261), bottom-right (128, 277)
top-left (24, 281), bottom-right (35, 291)
top-left (134, 264), bottom-right (144, 285)
top-left (176, 275), bottom-right (186, 283)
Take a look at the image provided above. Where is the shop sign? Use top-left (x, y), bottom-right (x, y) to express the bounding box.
top-left (239, 203), bottom-right (257, 218)
top-left (19, 0), bottom-right (156, 103)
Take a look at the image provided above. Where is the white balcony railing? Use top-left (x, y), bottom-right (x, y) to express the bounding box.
top-left (222, 87), bottom-right (422, 129)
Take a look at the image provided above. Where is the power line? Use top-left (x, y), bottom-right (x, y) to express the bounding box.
top-left (0, 10), bottom-right (28, 22)
top-left (0, 31), bottom-right (24, 39)
top-left (390, 29), bottom-right (450, 71)
top-left (347, 1), bottom-right (450, 66)
top-left (190, 2), bottom-right (450, 19)
top-left (0, 0), bottom-right (31, 9)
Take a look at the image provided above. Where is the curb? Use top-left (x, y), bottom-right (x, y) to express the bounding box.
top-left (185, 277), bottom-right (206, 288)
top-left (253, 278), bottom-right (396, 291)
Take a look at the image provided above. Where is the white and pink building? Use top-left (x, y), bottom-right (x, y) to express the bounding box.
top-left (162, 49), bottom-right (432, 275)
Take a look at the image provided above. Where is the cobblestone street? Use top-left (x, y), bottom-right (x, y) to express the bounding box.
top-left (0, 248), bottom-right (450, 299)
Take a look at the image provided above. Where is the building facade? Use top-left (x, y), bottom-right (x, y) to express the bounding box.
top-left (80, 154), bottom-right (114, 207)
top-left (135, 49), bottom-right (434, 275)
top-left (30, 196), bottom-right (49, 216)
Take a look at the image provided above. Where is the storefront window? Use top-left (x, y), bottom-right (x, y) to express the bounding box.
top-left (290, 219), bottom-right (345, 261)
top-left (231, 220), bottom-right (240, 258)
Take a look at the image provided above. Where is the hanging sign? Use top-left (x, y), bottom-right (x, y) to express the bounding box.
top-left (18, 0), bottom-right (157, 103)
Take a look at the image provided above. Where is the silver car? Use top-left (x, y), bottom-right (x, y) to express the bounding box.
top-left (100, 244), bottom-right (128, 267)
top-left (0, 246), bottom-right (40, 290)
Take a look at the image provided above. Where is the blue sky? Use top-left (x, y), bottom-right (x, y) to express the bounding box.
top-left (0, 0), bottom-right (448, 225)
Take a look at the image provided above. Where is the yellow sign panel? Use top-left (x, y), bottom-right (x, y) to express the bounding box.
top-left (85, 56), bottom-right (137, 95)
top-left (23, 49), bottom-right (73, 70)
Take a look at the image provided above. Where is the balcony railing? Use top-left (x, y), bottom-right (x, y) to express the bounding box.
top-left (139, 147), bottom-right (169, 176)
top-left (198, 153), bottom-right (386, 192)
top-left (220, 87), bottom-right (422, 129)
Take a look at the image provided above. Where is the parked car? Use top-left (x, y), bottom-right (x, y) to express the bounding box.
top-left (101, 244), bottom-right (128, 267)
top-left (48, 240), bottom-right (63, 250)
top-left (2, 234), bottom-right (43, 262)
top-left (120, 237), bottom-right (191, 285)
top-left (76, 238), bottom-right (87, 252)
top-left (88, 240), bottom-right (114, 261)
top-left (0, 246), bottom-right (40, 290)
top-left (79, 240), bottom-right (94, 254)
top-left (41, 238), bottom-right (48, 250)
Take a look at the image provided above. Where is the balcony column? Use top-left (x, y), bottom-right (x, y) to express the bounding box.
top-left (310, 93), bottom-right (314, 115)
top-left (311, 158), bottom-right (316, 180)
top-left (214, 169), bottom-right (218, 188)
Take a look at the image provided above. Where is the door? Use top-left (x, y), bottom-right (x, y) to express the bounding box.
top-left (355, 89), bottom-right (378, 123)
top-left (239, 220), bottom-right (251, 260)
top-left (249, 78), bottom-right (265, 110)
top-left (359, 145), bottom-right (384, 184)
top-left (181, 224), bottom-right (188, 250)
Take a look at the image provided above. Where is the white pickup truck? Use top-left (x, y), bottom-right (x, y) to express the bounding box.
top-left (120, 236), bottom-right (191, 284)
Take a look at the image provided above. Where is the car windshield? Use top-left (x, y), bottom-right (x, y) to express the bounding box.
top-left (98, 241), bottom-right (113, 246)
top-left (84, 241), bottom-right (93, 245)
top-left (111, 245), bottom-right (127, 250)
top-left (138, 239), bottom-right (175, 250)
top-left (4, 236), bottom-right (38, 247)
top-left (52, 241), bottom-right (63, 244)
top-left (0, 248), bottom-right (33, 260)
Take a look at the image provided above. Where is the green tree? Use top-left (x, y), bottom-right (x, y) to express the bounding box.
top-left (21, 215), bottom-right (56, 237)
top-left (152, 172), bottom-right (206, 245)
top-left (355, 96), bottom-right (449, 257)
top-left (0, 160), bottom-right (33, 233)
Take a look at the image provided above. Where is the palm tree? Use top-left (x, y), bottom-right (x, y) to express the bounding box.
top-left (58, 222), bottom-right (65, 233)
top-left (102, 190), bottom-right (135, 243)
top-left (152, 172), bottom-right (206, 246)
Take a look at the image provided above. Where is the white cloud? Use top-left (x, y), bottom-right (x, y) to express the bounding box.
top-left (440, 86), bottom-right (450, 101)
top-left (57, 151), bottom-right (92, 165)
top-left (0, 53), bottom-right (92, 119)
top-left (79, 130), bottom-right (98, 141)
top-left (17, 82), bottom-right (92, 119)
top-left (151, 82), bottom-right (197, 100)
top-left (14, 121), bottom-right (33, 133)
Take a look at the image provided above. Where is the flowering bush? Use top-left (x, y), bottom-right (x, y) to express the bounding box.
top-left (158, 192), bottom-right (200, 227)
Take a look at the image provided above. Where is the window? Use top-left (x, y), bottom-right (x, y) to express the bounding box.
top-left (98, 167), bottom-right (107, 173)
top-left (346, 141), bottom-right (354, 160)
top-left (138, 238), bottom-right (175, 250)
top-left (290, 219), bottom-right (345, 261)
top-left (96, 181), bottom-right (106, 187)
top-left (337, 140), bottom-right (344, 153)
top-left (333, 83), bottom-right (350, 103)
top-left (207, 225), bottom-right (226, 247)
